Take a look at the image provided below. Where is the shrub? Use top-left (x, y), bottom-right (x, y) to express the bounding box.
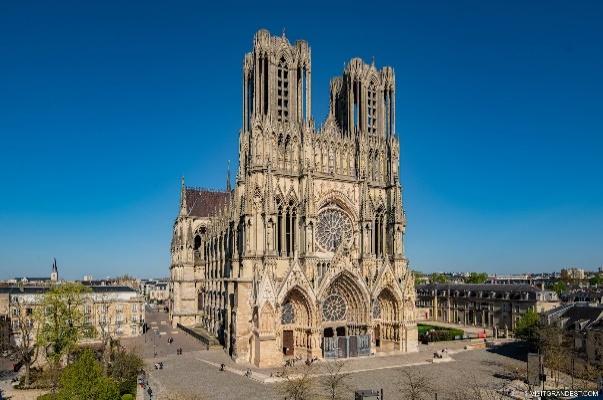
top-left (109, 348), bottom-right (143, 395)
top-left (121, 394), bottom-right (134, 400)
top-left (57, 348), bottom-right (120, 400)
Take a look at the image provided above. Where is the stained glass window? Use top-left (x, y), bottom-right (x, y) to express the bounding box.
top-left (316, 208), bottom-right (353, 252)
top-left (322, 294), bottom-right (347, 321)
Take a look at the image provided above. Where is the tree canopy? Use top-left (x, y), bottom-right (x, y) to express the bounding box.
top-left (589, 274), bottom-right (603, 287)
top-left (36, 282), bottom-right (93, 366)
top-left (514, 308), bottom-right (540, 345)
top-left (109, 348), bottom-right (144, 395)
top-left (56, 349), bottom-right (120, 400)
top-left (430, 273), bottom-right (448, 284)
top-left (465, 272), bottom-right (488, 284)
top-left (551, 280), bottom-right (567, 296)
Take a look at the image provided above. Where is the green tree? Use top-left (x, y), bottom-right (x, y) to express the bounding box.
top-left (36, 282), bottom-right (93, 388)
top-left (514, 309), bottom-right (540, 345)
top-left (466, 272), bottom-right (488, 284)
top-left (56, 348), bottom-right (120, 400)
top-left (413, 271), bottom-right (425, 287)
top-left (589, 274), bottom-right (603, 287)
top-left (551, 280), bottom-right (567, 296)
top-left (109, 348), bottom-right (144, 395)
top-left (430, 273), bottom-right (448, 284)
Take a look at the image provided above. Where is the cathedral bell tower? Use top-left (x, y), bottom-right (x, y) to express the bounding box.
top-left (242, 29), bottom-right (311, 132)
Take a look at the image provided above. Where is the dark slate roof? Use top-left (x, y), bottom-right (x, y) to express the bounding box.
top-left (0, 287), bottom-right (48, 294)
top-left (559, 305), bottom-right (603, 329)
top-left (89, 285), bottom-right (137, 293)
top-left (0, 285), bottom-right (136, 294)
top-left (417, 283), bottom-right (542, 293)
top-left (185, 187), bottom-right (230, 217)
top-left (13, 277), bottom-right (51, 281)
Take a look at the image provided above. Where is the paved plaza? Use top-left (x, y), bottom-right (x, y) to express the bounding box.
top-left (138, 308), bottom-right (529, 399)
top-left (144, 346), bottom-right (526, 400)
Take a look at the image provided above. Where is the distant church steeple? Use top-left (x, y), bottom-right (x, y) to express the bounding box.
top-left (51, 258), bottom-right (58, 282)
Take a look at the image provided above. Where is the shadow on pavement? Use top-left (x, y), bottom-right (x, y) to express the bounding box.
top-left (487, 341), bottom-right (530, 362)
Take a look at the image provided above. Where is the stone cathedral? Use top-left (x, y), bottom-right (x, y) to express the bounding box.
top-left (169, 29), bottom-right (418, 367)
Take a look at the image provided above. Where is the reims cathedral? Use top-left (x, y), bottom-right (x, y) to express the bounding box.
top-left (169, 29), bottom-right (418, 367)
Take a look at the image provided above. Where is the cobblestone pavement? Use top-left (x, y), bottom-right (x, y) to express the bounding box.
top-left (146, 343), bottom-right (525, 400)
top-left (121, 306), bottom-right (206, 360)
top-left (136, 309), bottom-right (527, 399)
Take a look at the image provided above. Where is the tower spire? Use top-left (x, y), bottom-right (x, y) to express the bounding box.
top-left (179, 176), bottom-right (188, 216)
top-left (51, 258), bottom-right (58, 282)
top-left (226, 161), bottom-right (231, 192)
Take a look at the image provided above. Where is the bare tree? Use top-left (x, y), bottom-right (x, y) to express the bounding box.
top-left (397, 368), bottom-right (433, 400)
top-left (95, 293), bottom-right (116, 374)
top-left (10, 296), bottom-right (40, 387)
top-left (277, 361), bottom-right (318, 400)
top-left (576, 362), bottom-right (603, 390)
top-left (450, 373), bottom-right (505, 400)
top-left (319, 361), bottom-right (351, 400)
top-left (538, 324), bottom-right (569, 387)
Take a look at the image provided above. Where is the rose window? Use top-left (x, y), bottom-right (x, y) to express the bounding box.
top-left (316, 208), bottom-right (353, 252)
top-left (322, 294), bottom-right (347, 321)
top-left (281, 302), bottom-right (295, 325)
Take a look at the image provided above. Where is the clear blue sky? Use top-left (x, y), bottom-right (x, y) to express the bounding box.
top-left (1, 0), bottom-right (602, 279)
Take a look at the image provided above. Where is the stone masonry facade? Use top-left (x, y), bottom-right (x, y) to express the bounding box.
top-left (169, 29), bottom-right (417, 367)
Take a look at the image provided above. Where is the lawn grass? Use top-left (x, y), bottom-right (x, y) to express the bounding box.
top-left (418, 324), bottom-right (464, 341)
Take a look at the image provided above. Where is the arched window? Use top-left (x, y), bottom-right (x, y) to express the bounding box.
top-left (193, 235), bottom-right (201, 251)
top-left (367, 83), bottom-right (377, 135)
top-left (374, 209), bottom-right (385, 257)
top-left (277, 57), bottom-right (289, 122)
top-left (277, 199), bottom-right (283, 256)
top-left (285, 200), bottom-right (297, 257)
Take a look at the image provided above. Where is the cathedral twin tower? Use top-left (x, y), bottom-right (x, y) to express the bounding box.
top-left (169, 29), bottom-right (417, 367)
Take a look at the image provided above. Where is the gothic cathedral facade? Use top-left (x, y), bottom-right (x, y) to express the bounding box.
top-left (169, 29), bottom-right (417, 367)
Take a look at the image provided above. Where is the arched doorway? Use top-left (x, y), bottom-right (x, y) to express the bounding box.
top-left (373, 287), bottom-right (402, 352)
top-left (280, 287), bottom-right (314, 359)
top-left (320, 272), bottom-right (370, 358)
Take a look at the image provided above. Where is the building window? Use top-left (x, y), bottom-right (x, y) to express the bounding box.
top-left (285, 200), bottom-right (297, 257)
top-left (277, 200), bottom-right (283, 255)
top-left (367, 83), bottom-right (377, 135)
top-left (373, 209), bottom-right (385, 256)
top-left (277, 57), bottom-right (289, 122)
top-left (316, 207), bottom-right (353, 252)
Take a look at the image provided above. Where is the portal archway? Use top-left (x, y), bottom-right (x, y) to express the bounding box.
top-left (280, 286), bottom-right (315, 358)
top-left (373, 287), bottom-right (402, 351)
top-left (320, 271), bottom-right (370, 336)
